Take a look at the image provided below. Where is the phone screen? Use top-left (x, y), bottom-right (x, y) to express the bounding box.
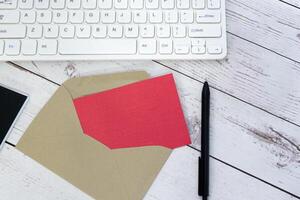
top-left (0, 85), bottom-right (27, 147)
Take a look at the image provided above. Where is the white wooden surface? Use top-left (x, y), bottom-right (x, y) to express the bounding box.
top-left (1, 0), bottom-right (300, 199)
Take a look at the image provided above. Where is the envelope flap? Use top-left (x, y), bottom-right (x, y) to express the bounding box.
top-left (17, 86), bottom-right (83, 143)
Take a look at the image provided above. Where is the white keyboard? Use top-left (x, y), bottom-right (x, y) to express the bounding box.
top-left (0, 0), bottom-right (227, 61)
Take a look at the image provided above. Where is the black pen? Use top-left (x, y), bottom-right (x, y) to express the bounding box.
top-left (199, 81), bottom-right (210, 200)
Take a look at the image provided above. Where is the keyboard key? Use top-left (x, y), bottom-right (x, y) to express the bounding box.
top-left (21, 11), bottom-right (36, 23)
top-left (173, 25), bottom-right (186, 38)
top-left (0, 0), bottom-right (17, 9)
top-left (59, 39), bottom-right (137, 54)
top-left (0, 11), bottom-right (20, 23)
top-left (140, 25), bottom-right (155, 38)
top-left (37, 11), bottom-right (52, 23)
top-left (44, 25), bottom-right (59, 38)
top-left (125, 25), bottom-right (139, 38)
top-left (165, 11), bottom-right (178, 23)
top-left (70, 11), bottom-right (84, 23)
top-left (174, 45), bottom-right (189, 54)
top-left (133, 11), bottom-right (147, 23)
top-left (20, 0), bottom-right (34, 9)
top-left (117, 11), bottom-right (131, 23)
top-left (159, 39), bottom-right (172, 54)
top-left (101, 11), bottom-right (116, 23)
top-left (162, 0), bottom-right (175, 9)
top-left (92, 25), bottom-right (107, 38)
top-left (177, 0), bottom-right (189, 9)
top-left (76, 25), bottom-right (91, 38)
top-left (146, 0), bottom-right (158, 9)
top-left (51, 0), bottom-right (66, 9)
top-left (53, 11), bottom-right (68, 23)
top-left (61, 25), bottom-right (75, 38)
top-left (149, 11), bottom-right (163, 23)
top-left (174, 39), bottom-right (189, 54)
top-left (5, 40), bottom-right (20, 55)
top-left (139, 39), bottom-right (156, 54)
top-left (28, 25), bottom-right (43, 38)
top-left (0, 41), bottom-right (4, 55)
top-left (67, 0), bottom-right (81, 9)
top-left (192, 0), bottom-right (204, 9)
top-left (35, 0), bottom-right (50, 9)
top-left (83, 0), bottom-right (97, 9)
top-left (38, 40), bottom-right (58, 55)
top-left (108, 25), bottom-right (123, 38)
top-left (208, 0), bottom-right (220, 9)
top-left (85, 11), bottom-right (100, 23)
top-left (157, 25), bottom-right (170, 38)
top-left (180, 11), bottom-right (193, 23)
top-left (191, 39), bottom-right (205, 46)
top-left (192, 46), bottom-right (205, 54)
top-left (130, 0), bottom-right (143, 9)
top-left (22, 40), bottom-right (37, 55)
top-left (189, 24), bottom-right (221, 37)
top-left (98, 0), bottom-right (113, 9)
top-left (207, 45), bottom-right (222, 54)
top-left (115, 0), bottom-right (128, 9)
top-left (196, 10), bottom-right (221, 23)
top-left (0, 25), bottom-right (26, 39)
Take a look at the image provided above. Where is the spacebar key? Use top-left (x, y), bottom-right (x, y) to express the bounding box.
top-left (59, 39), bottom-right (137, 55)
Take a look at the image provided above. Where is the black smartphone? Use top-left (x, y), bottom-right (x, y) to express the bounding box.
top-left (0, 84), bottom-right (28, 150)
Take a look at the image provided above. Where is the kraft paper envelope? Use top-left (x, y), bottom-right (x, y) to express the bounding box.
top-left (17, 71), bottom-right (173, 200)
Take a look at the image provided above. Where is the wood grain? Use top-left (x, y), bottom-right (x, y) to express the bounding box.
top-left (226, 0), bottom-right (300, 62)
top-left (0, 145), bottom-right (297, 200)
top-left (158, 34), bottom-right (300, 126)
top-left (0, 145), bottom-right (93, 200)
top-left (146, 147), bottom-right (297, 200)
top-left (3, 61), bottom-right (297, 199)
top-left (7, 60), bottom-right (300, 196)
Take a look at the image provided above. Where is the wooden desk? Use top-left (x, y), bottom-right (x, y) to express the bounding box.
top-left (0, 0), bottom-right (299, 199)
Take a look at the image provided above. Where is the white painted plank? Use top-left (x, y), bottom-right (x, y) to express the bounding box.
top-left (175, 68), bottom-right (300, 196)
top-left (0, 145), bottom-right (296, 200)
top-left (5, 60), bottom-right (300, 195)
top-left (0, 145), bottom-right (92, 200)
top-left (146, 147), bottom-right (297, 200)
top-left (158, 34), bottom-right (300, 126)
top-left (226, 0), bottom-right (300, 62)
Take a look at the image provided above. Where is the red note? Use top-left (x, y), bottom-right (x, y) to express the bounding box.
top-left (73, 74), bottom-right (191, 149)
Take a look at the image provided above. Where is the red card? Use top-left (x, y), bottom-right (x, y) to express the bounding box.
top-left (73, 74), bottom-right (191, 149)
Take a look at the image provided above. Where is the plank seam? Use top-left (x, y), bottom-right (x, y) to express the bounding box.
top-left (153, 60), bottom-right (300, 129)
top-left (6, 61), bottom-right (61, 86)
top-left (6, 139), bottom-right (298, 199)
top-left (5, 141), bottom-right (16, 147)
top-left (187, 145), bottom-right (300, 199)
top-left (227, 32), bottom-right (300, 64)
top-left (4, 61), bottom-right (300, 199)
top-left (278, 0), bottom-right (300, 9)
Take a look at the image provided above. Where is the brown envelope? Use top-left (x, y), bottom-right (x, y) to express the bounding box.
top-left (16, 71), bottom-right (172, 200)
